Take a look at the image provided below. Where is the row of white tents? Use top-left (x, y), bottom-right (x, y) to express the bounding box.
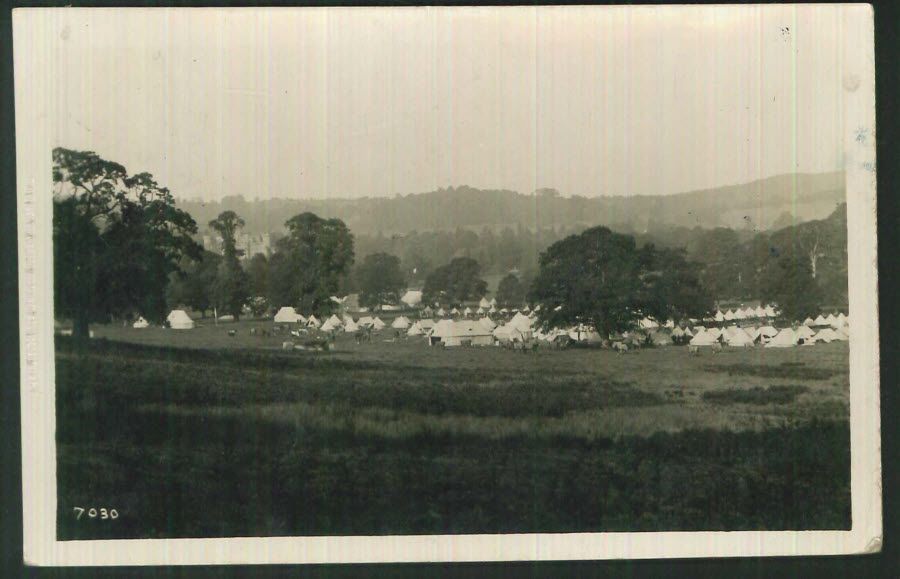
top-left (711, 305), bottom-right (778, 322)
top-left (689, 323), bottom-right (849, 348)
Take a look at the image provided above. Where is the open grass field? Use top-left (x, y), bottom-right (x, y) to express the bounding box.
top-left (56, 318), bottom-right (851, 540)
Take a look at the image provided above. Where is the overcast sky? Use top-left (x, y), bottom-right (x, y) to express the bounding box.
top-left (47, 6), bottom-right (851, 201)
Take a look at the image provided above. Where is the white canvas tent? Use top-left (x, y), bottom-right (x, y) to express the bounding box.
top-left (765, 328), bottom-right (798, 348)
top-left (796, 325), bottom-right (816, 341)
top-left (463, 307), bottom-right (473, 317)
top-left (479, 297), bottom-right (491, 309)
top-left (358, 316), bottom-right (374, 327)
top-left (450, 308), bottom-right (460, 316)
top-left (167, 310), bottom-right (194, 330)
top-left (726, 328), bottom-right (754, 347)
top-left (825, 313), bottom-right (837, 326)
top-left (723, 310), bottom-right (735, 321)
top-left (306, 315), bottom-right (321, 328)
top-left (436, 308), bottom-right (446, 317)
top-left (478, 317), bottom-right (497, 331)
top-left (274, 307), bottom-right (300, 323)
top-left (690, 329), bottom-right (718, 346)
top-left (744, 307), bottom-right (757, 318)
top-left (812, 328), bottom-right (837, 343)
top-left (639, 317), bottom-right (659, 329)
top-left (133, 316), bottom-right (150, 328)
top-left (814, 315), bottom-right (828, 326)
top-left (400, 290), bottom-right (423, 307)
top-left (754, 306), bottom-right (766, 318)
top-left (391, 316), bottom-right (411, 329)
top-left (320, 318), bottom-right (338, 331)
top-left (714, 311), bottom-right (725, 322)
top-left (371, 317), bottom-right (386, 330)
top-left (764, 305), bottom-right (777, 317)
top-left (327, 314), bottom-right (343, 327)
top-left (734, 309), bottom-right (747, 320)
top-left (344, 319), bottom-right (359, 332)
top-left (407, 321), bottom-right (423, 336)
top-left (802, 317), bottom-right (815, 326)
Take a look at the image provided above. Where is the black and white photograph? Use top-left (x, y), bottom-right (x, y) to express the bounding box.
top-left (14, 5), bottom-right (880, 565)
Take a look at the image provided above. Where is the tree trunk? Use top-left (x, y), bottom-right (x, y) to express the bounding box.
top-left (72, 310), bottom-right (90, 339)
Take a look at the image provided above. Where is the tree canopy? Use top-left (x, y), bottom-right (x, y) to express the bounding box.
top-left (495, 273), bottom-right (525, 308)
top-left (422, 257), bottom-right (488, 306)
top-left (356, 253), bottom-right (406, 309)
top-left (529, 227), bottom-right (712, 337)
top-left (209, 211), bottom-right (249, 320)
top-left (53, 147), bottom-right (201, 336)
top-left (269, 212), bottom-right (354, 314)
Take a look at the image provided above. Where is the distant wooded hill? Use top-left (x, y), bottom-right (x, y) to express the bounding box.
top-left (177, 171), bottom-right (845, 237)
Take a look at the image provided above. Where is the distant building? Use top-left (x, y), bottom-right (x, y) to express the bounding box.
top-left (202, 232), bottom-right (271, 258)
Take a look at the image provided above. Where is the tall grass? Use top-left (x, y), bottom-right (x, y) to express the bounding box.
top-left (55, 336), bottom-right (851, 540)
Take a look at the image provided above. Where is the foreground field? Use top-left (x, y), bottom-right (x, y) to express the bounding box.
top-left (56, 323), bottom-right (850, 539)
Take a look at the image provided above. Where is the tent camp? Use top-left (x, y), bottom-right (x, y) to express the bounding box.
top-left (463, 307), bottom-right (473, 317)
top-left (320, 319), bottom-right (338, 332)
top-left (391, 316), bottom-right (411, 329)
top-left (343, 314), bottom-right (355, 325)
top-left (418, 319), bottom-right (436, 332)
top-left (433, 320), bottom-right (494, 346)
top-left (344, 319), bottom-right (359, 332)
top-left (167, 310), bottom-right (194, 330)
top-left (358, 316), bottom-right (374, 327)
top-left (326, 314), bottom-right (343, 327)
top-left (723, 310), bottom-right (735, 321)
top-left (671, 326), bottom-right (685, 338)
top-left (744, 307), bottom-right (757, 318)
top-left (450, 308), bottom-right (461, 317)
top-left (306, 315), bottom-right (321, 328)
top-left (400, 290), bottom-right (423, 307)
top-left (835, 326), bottom-right (849, 341)
top-left (754, 306), bottom-right (766, 318)
top-left (490, 298), bottom-right (498, 307)
top-left (726, 328), bottom-right (754, 347)
top-left (690, 329), bottom-right (718, 346)
top-left (476, 307), bottom-right (485, 315)
top-left (814, 315), bottom-right (828, 326)
top-left (714, 311), bottom-right (725, 322)
top-left (371, 317), bottom-right (386, 330)
top-left (825, 313), bottom-right (837, 326)
top-left (796, 325), bottom-right (816, 341)
top-left (765, 328), bottom-right (798, 348)
top-left (812, 328), bottom-right (837, 343)
top-left (705, 327), bottom-right (723, 340)
top-left (479, 297), bottom-right (491, 309)
top-left (436, 308), bottom-right (446, 317)
top-left (734, 309), bottom-right (747, 320)
top-left (802, 317), bottom-right (815, 326)
top-left (764, 305), bottom-right (777, 317)
top-left (648, 330), bottom-right (673, 346)
top-left (478, 317), bottom-right (497, 331)
top-left (421, 306), bottom-right (434, 318)
top-left (133, 316), bottom-right (150, 329)
top-left (639, 317), bottom-right (659, 330)
top-left (407, 321), bottom-right (423, 336)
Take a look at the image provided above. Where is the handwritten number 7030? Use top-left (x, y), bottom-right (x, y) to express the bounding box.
top-left (73, 507), bottom-right (118, 520)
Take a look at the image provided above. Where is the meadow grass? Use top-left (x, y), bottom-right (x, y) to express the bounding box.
top-left (55, 325), bottom-right (851, 539)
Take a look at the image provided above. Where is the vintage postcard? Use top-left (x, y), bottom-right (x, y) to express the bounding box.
top-left (14, 5), bottom-right (880, 565)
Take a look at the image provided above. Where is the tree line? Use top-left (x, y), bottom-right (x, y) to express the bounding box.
top-left (54, 149), bottom-right (842, 338)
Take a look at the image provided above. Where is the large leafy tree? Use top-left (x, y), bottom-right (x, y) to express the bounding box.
top-left (761, 250), bottom-right (823, 322)
top-left (209, 211), bottom-right (249, 320)
top-left (168, 250), bottom-right (221, 318)
top-left (52, 148), bottom-right (201, 336)
top-left (529, 227), bottom-right (712, 337)
top-left (356, 252), bottom-right (405, 309)
top-left (271, 212), bottom-right (354, 314)
top-left (495, 273), bottom-right (525, 308)
top-left (422, 257), bottom-right (488, 306)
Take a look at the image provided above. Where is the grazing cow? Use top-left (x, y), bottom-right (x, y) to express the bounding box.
top-left (688, 345), bottom-right (700, 356)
